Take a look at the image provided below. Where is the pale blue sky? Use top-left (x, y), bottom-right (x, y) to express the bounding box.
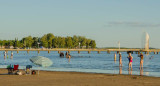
top-left (0, 0), bottom-right (160, 48)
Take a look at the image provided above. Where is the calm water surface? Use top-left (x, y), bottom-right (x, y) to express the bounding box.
top-left (0, 51), bottom-right (159, 77)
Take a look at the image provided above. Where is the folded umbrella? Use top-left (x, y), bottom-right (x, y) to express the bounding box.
top-left (30, 56), bottom-right (53, 67)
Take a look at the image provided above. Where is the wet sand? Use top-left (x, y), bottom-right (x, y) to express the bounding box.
top-left (0, 69), bottom-right (160, 86)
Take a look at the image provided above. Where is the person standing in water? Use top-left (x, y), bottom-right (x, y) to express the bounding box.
top-left (114, 53), bottom-right (116, 62)
top-left (68, 55), bottom-right (71, 62)
top-left (119, 53), bottom-right (122, 67)
top-left (127, 53), bottom-right (133, 70)
top-left (7, 53), bottom-right (9, 59)
top-left (139, 53), bottom-right (144, 70)
top-left (4, 51), bottom-right (6, 59)
top-left (65, 52), bottom-right (69, 58)
top-left (11, 51), bottom-right (13, 59)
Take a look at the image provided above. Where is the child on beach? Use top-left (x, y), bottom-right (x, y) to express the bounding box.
top-left (119, 53), bottom-right (122, 67)
top-left (127, 53), bottom-right (133, 70)
top-left (139, 53), bottom-right (143, 70)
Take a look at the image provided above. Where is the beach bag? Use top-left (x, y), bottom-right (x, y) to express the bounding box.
top-left (32, 70), bottom-right (36, 75)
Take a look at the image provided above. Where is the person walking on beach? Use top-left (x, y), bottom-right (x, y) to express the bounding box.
top-left (127, 53), bottom-right (133, 70)
top-left (119, 53), bottom-right (122, 67)
top-left (114, 53), bottom-right (116, 62)
top-left (139, 53), bottom-right (144, 70)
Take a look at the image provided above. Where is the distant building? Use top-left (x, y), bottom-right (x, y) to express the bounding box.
top-left (5, 46), bottom-right (14, 49)
top-left (0, 46), bottom-right (5, 49)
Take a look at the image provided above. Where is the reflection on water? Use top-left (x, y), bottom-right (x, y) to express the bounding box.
top-left (0, 51), bottom-right (159, 77)
top-left (140, 69), bottom-right (143, 76)
top-left (128, 69), bottom-right (132, 75)
top-left (119, 67), bottom-right (122, 74)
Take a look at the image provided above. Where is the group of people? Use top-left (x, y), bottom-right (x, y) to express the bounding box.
top-left (59, 52), bottom-right (71, 62)
top-left (114, 52), bottom-right (144, 70)
top-left (3, 51), bottom-right (13, 60)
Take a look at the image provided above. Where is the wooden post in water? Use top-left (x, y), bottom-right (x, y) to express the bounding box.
top-left (145, 51), bottom-right (147, 54)
top-left (135, 51), bottom-right (138, 54)
top-left (138, 51), bottom-right (140, 54)
top-left (88, 51), bottom-right (90, 54)
top-left (98, 51), bottom-right (100, 54)
top-left (27, 50), bottom-right (29, 54)
top-left (131, 51), bottom-right (133, 54)
top-left (17, 50), bottom-right (19, 53)
top-left (48, 50), bottom-right (50, 53)
top-left (147, 51), bottom-right (149, 54)
top-left (107, 50), bottom-right (110, 54)
top-left (78, 51), bottom-right (80, 54)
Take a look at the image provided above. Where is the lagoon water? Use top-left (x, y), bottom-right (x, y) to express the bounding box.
top-left (0, 51), bottom-right (159, 77)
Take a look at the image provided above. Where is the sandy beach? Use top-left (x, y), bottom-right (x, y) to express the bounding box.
top-left (0, 69), bottom-right (159, 86)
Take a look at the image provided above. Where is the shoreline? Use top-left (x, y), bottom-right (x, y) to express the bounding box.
top-left (0, 68), bottom-right (160, 86)
top-left (1, 65), bottom-right (160, 78)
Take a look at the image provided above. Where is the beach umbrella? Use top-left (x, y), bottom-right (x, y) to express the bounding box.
top-left (30, 56), bottom-right (53, 67)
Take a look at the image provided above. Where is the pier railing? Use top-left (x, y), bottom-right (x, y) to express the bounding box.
top-left (0, 48), bottom-right (160, 54)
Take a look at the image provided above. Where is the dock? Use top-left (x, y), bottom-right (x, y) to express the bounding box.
top-left (0, 49), bottom-right (159, 54)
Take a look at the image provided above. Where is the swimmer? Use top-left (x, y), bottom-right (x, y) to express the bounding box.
top-left (149, 56), bottom-right (154, 60)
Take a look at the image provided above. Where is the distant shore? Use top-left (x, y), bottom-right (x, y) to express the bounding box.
top-left (0, 68), bottom-right (159, 86)
top-left (0, 48), bottom-right (160, 52)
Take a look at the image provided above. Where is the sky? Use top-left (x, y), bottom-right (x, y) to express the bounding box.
top-left (0, 0), bottom-right (160, 48)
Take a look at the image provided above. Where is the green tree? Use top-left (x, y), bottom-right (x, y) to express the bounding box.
top-left (72, 35), bottom-right (79, 48)
top-left (86, 39), bottom-right (91, 49)
top-left (66, 37), bottom-right (73, 48)
top-left (78, 36), bottom-right (87, 48)
top-left (60, 37), bottom-right (65, 48)
top-left (0, 33), bottom-right (96, 49)
top-left (32, 37), bottom-right (39, 48)
top-left (52, 37), bottom-right (58, 48)
top-left (8, 40), bottom-right (14, 46)
top-left (13, 38), bottom-right (21, 48)
top-left (47, 33), bottom-right (54, 48)
top-left (0, 40), bottom-right (2, 48)
top-left (25, 36), bottom-right (34, 48)
top-left (41, 35), bottom-right (48, 48)
top-left (90, 40), bottom-right (96, 48)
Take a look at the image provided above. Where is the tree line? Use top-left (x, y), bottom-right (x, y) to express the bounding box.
top-left (0, 33), bottom-right (96, 49)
